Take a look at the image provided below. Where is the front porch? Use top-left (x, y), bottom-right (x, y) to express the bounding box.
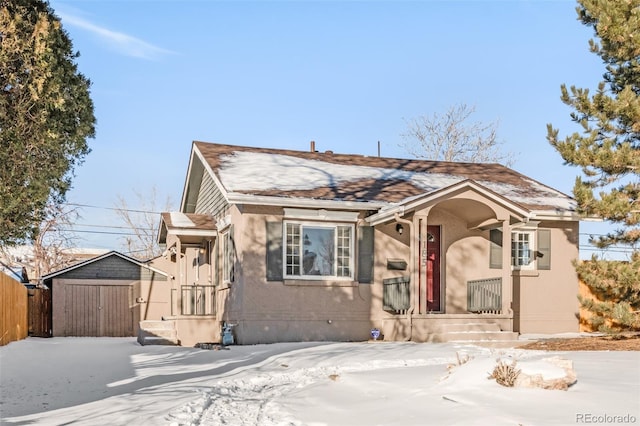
top-left (381, 275), bottom-right (516, 342)
top-left (381, 313), bottom-right (516, 342)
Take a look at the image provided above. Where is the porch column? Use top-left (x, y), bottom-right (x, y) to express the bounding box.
top-left (413, 210), bottom-right (431, 315)
top-left (500, 219), bottom-right (513, 317)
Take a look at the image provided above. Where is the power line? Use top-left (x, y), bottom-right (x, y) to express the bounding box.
top-left (63, 202), bottom-right (164, 215)
top-left (72, 223), bottom-right (156, 231)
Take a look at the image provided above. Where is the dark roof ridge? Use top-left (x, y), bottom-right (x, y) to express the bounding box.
top-left (192, 140), bottom-right (512, 168)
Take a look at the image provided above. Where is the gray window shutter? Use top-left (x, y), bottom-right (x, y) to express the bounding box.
top-left (229, 224), bottom-right (235, 282)
top-left (537, 229), bottom-right (551, 270)
top-left (266, 221), bottom-right (283, 281)
top-left (214, 238), bottom-right (219, 286)
top-left (357, 226), bottom-right (374, 284)
top-left (489, 229), bottom-right (503, 269)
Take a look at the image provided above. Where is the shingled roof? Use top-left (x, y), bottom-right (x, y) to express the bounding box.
top-left (193, 141), bottom-right (576, 214)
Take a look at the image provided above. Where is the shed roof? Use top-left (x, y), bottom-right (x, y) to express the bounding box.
top-left (41, 251), bottom-right (169, 281)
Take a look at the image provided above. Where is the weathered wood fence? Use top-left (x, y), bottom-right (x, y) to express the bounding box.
top-left (1, 272), bottom-right (28, 346)
top-left (28, 287), bottom-right (51, 337)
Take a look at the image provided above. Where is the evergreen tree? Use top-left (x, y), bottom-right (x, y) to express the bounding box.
top-left (547, 0), bottom-right (640, 331)
top-left (0, 0), bottom-right (96, 245)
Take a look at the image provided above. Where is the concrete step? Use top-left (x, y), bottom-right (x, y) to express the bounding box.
top-left (438, 331), bottom-right (519, 342)
top-left (138, 328), bottom-right (178, 340)
top-left (138, 320), bottom-right (179, 346)
top-left (441, 322), bottom-right (502, 333)
top-left (140, 320), bottom-right (175, 330)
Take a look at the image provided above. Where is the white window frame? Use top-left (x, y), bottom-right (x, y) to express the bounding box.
top-left (283, 220), bottom-right (354, 280)
top-left (511, 230), bottom-right (536, 270)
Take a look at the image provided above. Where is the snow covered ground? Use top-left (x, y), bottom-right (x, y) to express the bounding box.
top-left (0, 337), bottom-right (638, 425)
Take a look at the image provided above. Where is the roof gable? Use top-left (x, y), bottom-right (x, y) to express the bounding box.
top-left (42, 251), bottom-right (168, 280)
top-left (191, 141), bottom-right (576, 214)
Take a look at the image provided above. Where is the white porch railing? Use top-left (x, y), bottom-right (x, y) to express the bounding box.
top-left (467, 277), bottom-right (502, 314)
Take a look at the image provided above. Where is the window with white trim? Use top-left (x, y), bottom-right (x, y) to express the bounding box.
top-left (284, 222), bottom-right (353, 279)
top-left (511, 230), bottom-right (535, 269)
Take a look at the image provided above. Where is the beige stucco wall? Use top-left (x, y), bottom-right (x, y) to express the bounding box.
top-left (223, 200), bottom-right (581, 343)
top-left (149, 235), bottom-right (222, 346)
top-left (160, 195), bottom-right (580, 344)
top-left (229, 206), bottom-right (373, 344)
top-left (512, 220), bottom-right (580, 333)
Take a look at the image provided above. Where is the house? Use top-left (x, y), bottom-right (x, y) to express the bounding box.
top-left (151, 141), bottom-right (580, 346)
top-left (42, 251), bottom-right (171, 339)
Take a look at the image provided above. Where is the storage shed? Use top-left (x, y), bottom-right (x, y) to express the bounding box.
top-left (42, 251), bottom-right (170, 337)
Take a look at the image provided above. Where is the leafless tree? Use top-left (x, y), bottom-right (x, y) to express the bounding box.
top-left (30, 203), bottom-right (79, 279)
top-left (114, 187), bottom-right (174, 260)
top-left (400, 103), bottom-right (514, 165)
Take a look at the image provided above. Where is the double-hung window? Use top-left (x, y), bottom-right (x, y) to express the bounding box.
top-left (284, 222), bottom-right (353, 279)
top-left (511, 230), bottom-right (535, 269)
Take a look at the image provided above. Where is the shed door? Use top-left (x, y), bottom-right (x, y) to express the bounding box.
top-left (65, 285), bottom-right (134, 337)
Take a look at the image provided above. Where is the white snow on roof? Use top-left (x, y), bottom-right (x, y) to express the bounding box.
top-left (218, 151), bottom-right (575, 211)
top-left (169, 212), bottom-right (196, 228)
top-left (219, 152), bottom-right (460, 192)
top-left (480, 180), bottom-right (577, 211)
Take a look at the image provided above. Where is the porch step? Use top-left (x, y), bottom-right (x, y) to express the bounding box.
top-left (435, 330), bottom-right (519, 343)
top-left (138, 320), bottom-right (179, 346)
top-left (441, 322), bottom-right (502, 333)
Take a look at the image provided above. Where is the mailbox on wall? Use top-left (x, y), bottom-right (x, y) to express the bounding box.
top-left (386, 259), bottom-right (407, 270)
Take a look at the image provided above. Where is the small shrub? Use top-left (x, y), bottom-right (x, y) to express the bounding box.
top-left (489, 359), bottom-right (520, 387)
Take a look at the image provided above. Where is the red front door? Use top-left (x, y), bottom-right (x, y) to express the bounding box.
top-left (426, 225), bottom-right (441, 312)
top-left (418, 223), bottom-right (441, 313)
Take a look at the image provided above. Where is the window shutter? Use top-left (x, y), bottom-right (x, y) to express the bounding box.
top-left (214, 238), bottom-right (219, 286)
top-left (537, 229), bottom-right (551, 270)
top-left (228, 224), bottom-right (235, 282)
top-left (489, 229), bottom-right (503, 269)
top-left (266, 221), bottom-right (283, 281)
top-left (357, 226), bottom-right (374, 284)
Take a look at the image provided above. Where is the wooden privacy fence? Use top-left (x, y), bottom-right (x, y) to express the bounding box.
top-left (1, 272), bottom-right (28, 346)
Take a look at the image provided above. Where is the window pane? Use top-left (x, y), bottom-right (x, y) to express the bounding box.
top-left (337, 226), bottom-right (351, 277)
top-left (511, 232), bottom-right (531, 266)
top-left (286, 224), bottom-right (301, 275)
top-left (302, 227), bottom-right (335, 275)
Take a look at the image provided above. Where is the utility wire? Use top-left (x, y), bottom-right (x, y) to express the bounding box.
top-left (63, 202), bottom-right (164, 215)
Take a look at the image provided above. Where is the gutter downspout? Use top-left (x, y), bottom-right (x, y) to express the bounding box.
top-left (394, 212), bottom-right (414, 341)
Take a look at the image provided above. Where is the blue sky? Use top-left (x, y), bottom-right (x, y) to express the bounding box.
top-left (48, 0), bottom-right (622, 258)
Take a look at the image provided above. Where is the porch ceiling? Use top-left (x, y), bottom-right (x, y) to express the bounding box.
top-left (436, 198), bottom-right (496, 225)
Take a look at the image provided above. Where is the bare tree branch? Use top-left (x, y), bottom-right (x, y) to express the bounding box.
top-left (400, 104), bottom-right (515, 166)
top-left (114, 187), bottom-right (174, 260)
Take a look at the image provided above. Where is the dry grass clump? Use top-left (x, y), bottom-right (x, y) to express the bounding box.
top-left (447, 351), bottom-right (472, 372)
top-left (489, 359), bottom-right (521, 387)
